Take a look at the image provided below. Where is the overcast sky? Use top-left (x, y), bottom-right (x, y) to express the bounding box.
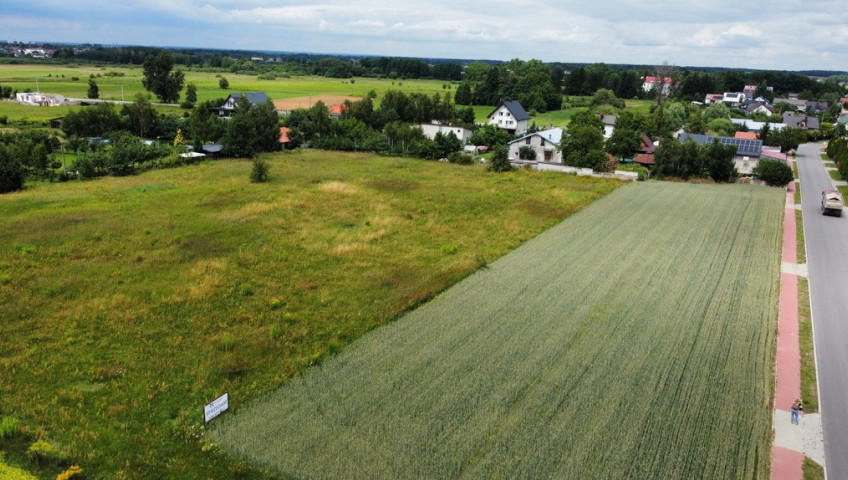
top-left (3, 0), bottom-right (847, 71)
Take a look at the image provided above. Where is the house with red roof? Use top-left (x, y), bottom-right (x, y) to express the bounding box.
top-left (642, 76), bottom-right (672, 97)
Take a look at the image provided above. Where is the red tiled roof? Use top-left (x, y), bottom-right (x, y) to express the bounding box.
top-left (643, 76), bottom-right (672, 84)
top-left (633, 153), bottom-right (655, 166)
top-left (735, 132), bottom-right (758, 140)
top-left (279, 126), bottom-right (290, 143)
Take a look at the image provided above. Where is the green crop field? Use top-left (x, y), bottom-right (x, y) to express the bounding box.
top-left (0, 150), bottom-right (620, 479)
top-left (210, 181), bottom-right (783, 479)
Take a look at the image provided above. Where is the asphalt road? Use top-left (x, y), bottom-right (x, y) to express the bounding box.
top-left (797, 141), bottom-right (848, 480)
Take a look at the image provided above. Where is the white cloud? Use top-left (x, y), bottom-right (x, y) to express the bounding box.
top-left (1, 0), bottom-right (847, 70)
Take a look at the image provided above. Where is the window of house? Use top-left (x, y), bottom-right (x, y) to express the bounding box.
top-left (541, 139), bottom-right (545, 146)
top-left (525, 138), bottom-right (531, 144)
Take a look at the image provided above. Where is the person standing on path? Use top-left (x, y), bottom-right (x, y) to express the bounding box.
top-left (791, 399), bottom-right (803, 425)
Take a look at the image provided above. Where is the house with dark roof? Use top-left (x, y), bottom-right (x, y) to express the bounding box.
top-left (679, 133), bottom-right (763, 175)
top-left (215, 92), bottom-right (270, 116)
top-left (744, 100), bottom-right (774, 116)
top-left (487, 101), bottom-right (530, 135)
top-left (782, 113), bottom-right (820, 131)
top-left (507, 128), bottom-right (563, 163)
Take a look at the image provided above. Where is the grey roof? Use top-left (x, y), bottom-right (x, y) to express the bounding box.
top-left (225, 92), bottom-right (269, 107)
top-left (782, 113), bottom-right (820, 130)
top-left (837, 115), bottom-right (848, 126)
top-left (508, 127), bottom-right (563, 146)
top-left (730, 118), bottom-right (786, 132)
top-left (488, 100), bottom-right (530, 121)
top-left (679, 133), bottom-right (762, 158)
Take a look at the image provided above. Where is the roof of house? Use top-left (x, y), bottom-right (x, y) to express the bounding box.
top-left (487, 100), bottom-right (530, 121)
top-left (643, 76), bottom-right (672, 84)
top-left (225, 92), bottom-right (269, 107)
top-left (735, 132), bottom-right (759, 140)
top-left (598, 114), bottom-right (617, 126)
top-left (508, 127), bottom-right (563, 146)
top-left (838, 115), bottom-right (848, 126)
top-left (679, 133), bottom-right (763, 158)
top-left (639, 133), bottom-right (657, 154)
top-left (279, 126), bottom-right (290, 143)
top-left (782, 113), bottom-right (820, 130)
top-left (633, 153), bottom-right (655, 166)
top-left (730, 118), bottom-right (786, 132)
top-left (745, 101), bottom-right (773, 113)
top-left (706, 93), bottom-right (725, 101)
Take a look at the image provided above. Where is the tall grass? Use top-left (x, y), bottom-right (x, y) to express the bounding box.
top-left (211, 181), bottom-right (782, 480)
top-left (0, 149), bottom-right (620, 478)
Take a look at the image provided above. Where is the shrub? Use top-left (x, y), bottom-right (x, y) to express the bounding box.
top-left (487, 146), bottom-right (514, 172)
top-left (447, 151), bottom-right (473, 165)
top-left (56, 465), bottom-right (83, 480)
top-left (0, 416), bottom-right (19, 439)
top-left (250, 158), bottom-right (270, 183)
top-left (753, 158), bottom-right (793, 187)
top-left (26, 440), bottom-right (65, 464)
top-left (518, 146), bottom-right (537, 160)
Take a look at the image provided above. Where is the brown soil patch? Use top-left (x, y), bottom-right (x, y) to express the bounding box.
top-left (273, 94), bottom-right (361, 111)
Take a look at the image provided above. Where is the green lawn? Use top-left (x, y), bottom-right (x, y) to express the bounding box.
top-left (0, 150), bottom-right (621, 479)
top-left (211, 181), bottom-right (782, 479)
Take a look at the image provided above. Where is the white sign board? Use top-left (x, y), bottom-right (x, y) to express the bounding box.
top-left (204, 392), bottom-right (229, 423)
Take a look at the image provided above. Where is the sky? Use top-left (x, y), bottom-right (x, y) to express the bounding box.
top-left (2, 0), bottom-right (847, 71)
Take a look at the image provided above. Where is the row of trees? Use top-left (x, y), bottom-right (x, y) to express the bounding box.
top-left (454, 59), bottom-right (562, 112)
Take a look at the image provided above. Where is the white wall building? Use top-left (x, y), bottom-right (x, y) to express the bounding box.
top-left (508, 128), bottom-right (563, 163)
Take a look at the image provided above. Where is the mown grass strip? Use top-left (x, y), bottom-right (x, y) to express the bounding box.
top-left (211, 181), bottom-right (783, 480)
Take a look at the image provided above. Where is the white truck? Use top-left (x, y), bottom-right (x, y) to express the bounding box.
top-left (821, 189), bottom-right (844, 216)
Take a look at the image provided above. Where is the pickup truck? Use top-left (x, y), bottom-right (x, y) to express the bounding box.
top-left (821, 189), bottom-right (844, 216)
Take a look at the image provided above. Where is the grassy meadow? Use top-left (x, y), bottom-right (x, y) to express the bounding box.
top-left (0, 150), bottom-right (621, 479)
top-left (0, 64), bottom-right (597, 126)
top-left (210, 181), bottom-right (784, 479)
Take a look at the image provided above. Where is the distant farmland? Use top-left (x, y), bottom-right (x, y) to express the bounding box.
top-left (211, 182), bottom-right (783, 479)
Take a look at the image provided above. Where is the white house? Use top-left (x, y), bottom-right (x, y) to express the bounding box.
top-left (487, 100), bottom-right (530, 135)
top-left (642, 76), bottom-right (673, 96)
top-left (15, 92), bottom-right (66, 106)
top-left (215, 92), bottom-right (269, 116)
top-left (508, 128), bottom-right (563, 163)
top-left (419, 123), bottom-right (472, 144)
top-left (599, 114), bottom-right (616, 139)
top-left (722, 92), bottom-right (746, 106)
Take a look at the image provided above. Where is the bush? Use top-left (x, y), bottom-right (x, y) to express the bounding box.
top-left (0, 149), bottom-right (26, 194)
top-left (753, 158), bottom-right (794, 187)
top-left (250, 158), bottom-right (270, 183)
top-left (0, 416), bottom-right (19, 439)
top-left (487, 146), bottom-right (514, 172)
top-left (447, 151), bottom-right (473, 165)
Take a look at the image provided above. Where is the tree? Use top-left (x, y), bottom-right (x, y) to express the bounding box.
top-left (701, 139), bottom-right (738, 182)
top-left (121, 94), bottom-right (158, 138)
top-left (768, 127), bottom-right (807, 153)
top-left (221, 95), bottom-right (258, 157)
top-left (455, 83), bottom-right (472, 105)
top-left (87, 78), bottom-right (99, 99)
top-left (487, 146), bottom-right (513, 172)
top-left (250, 158), bottom-right (270, 183)
top-left (753, 158), bottom-right (793, 186)
top-left (0, 143), bottom-right (26, 193)
top-left (702, 102), bottom-right (731, 124)
top-left (185, 83), bottom-right (198, 104)
top-left (251, 99), bottom-right (281, 152)
top-left (219, 77), bottom-right (229, 90)
top-left (560, 110), bottom-right (607, 171)
top-left (142, 50), bottom-right (185, 103)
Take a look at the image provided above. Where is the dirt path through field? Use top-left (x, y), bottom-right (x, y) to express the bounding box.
top-left (273, 94), bottom-right (361, 111)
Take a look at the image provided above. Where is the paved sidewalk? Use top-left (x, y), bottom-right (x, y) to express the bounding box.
top-left (771, 163), bottom-right (825, 479)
